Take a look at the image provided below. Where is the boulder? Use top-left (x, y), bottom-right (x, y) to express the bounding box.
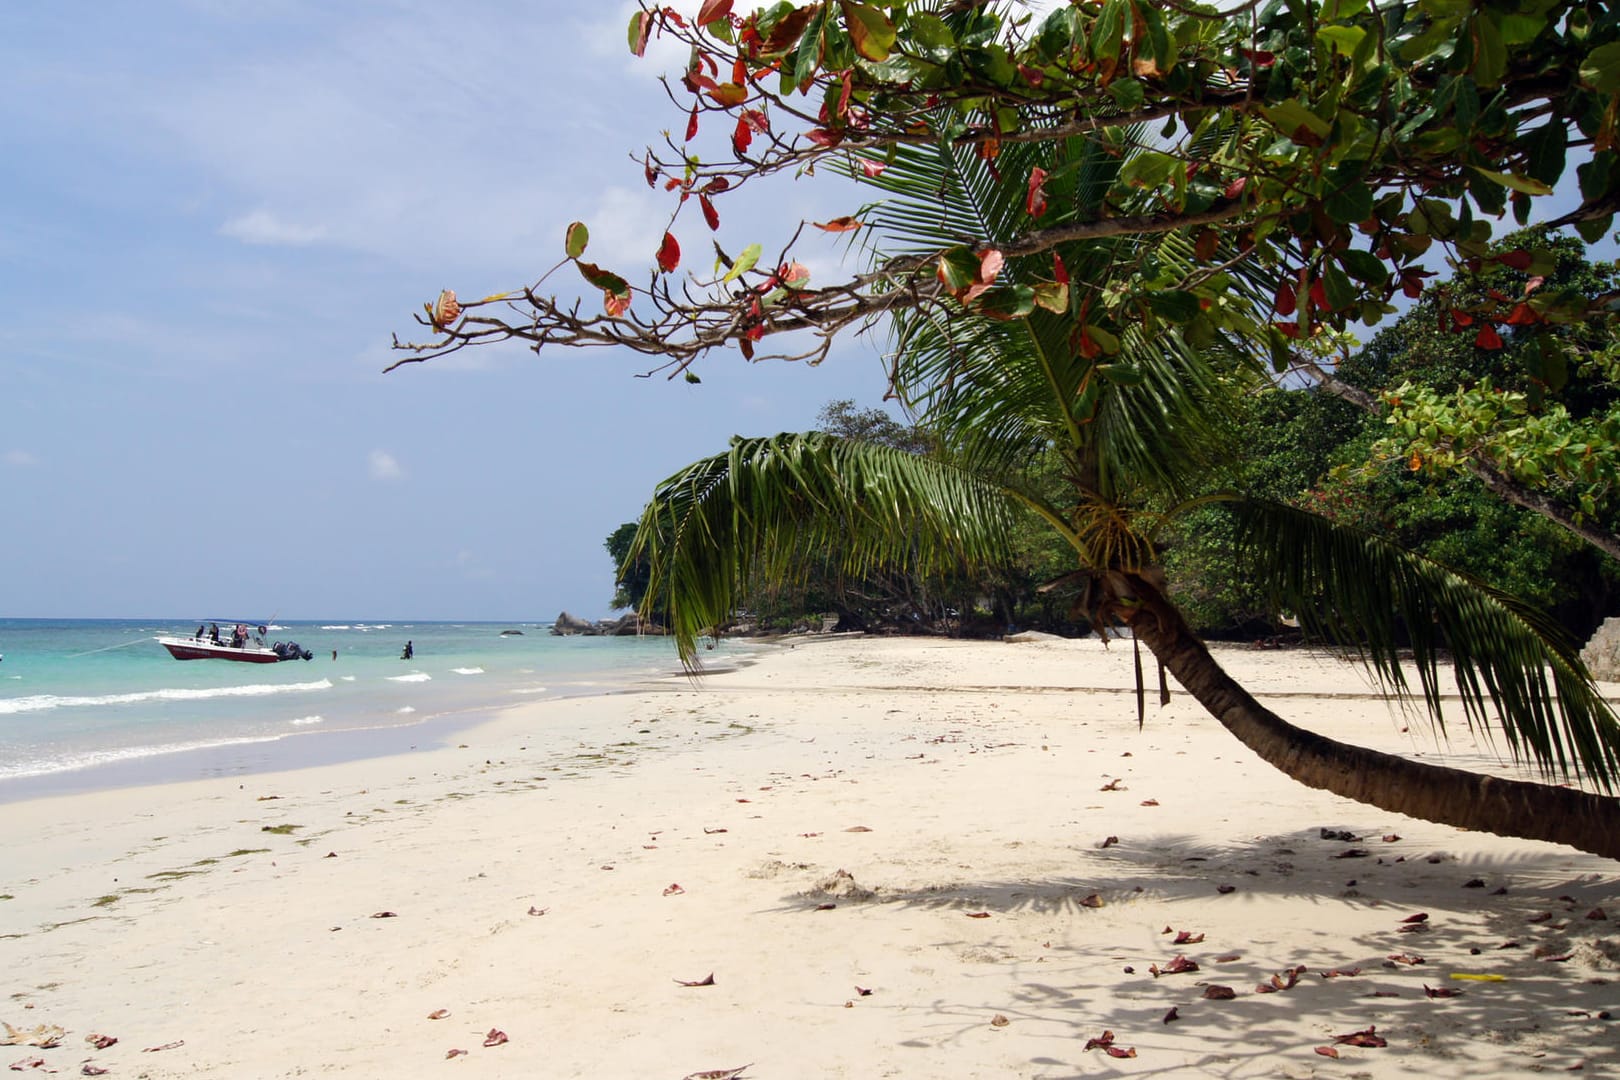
top-left (551, 611), bottom-right (595, 636)
top-left (1581, 617), bottom-right (1620, 682)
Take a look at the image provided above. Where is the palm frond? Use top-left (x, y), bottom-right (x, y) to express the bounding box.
top-left (631, 432), bottom-right (1042, 663)
top-left (1233, 497), bottom-right (1620, 788)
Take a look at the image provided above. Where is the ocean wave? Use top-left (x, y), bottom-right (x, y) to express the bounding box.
top-left (0, 733), bottom-right (289, 781)
top-left (0, 679), bottom-right (334, 715)
top-left (396, 706), bottom-right (416, 714)
top-left (451, 667), bottom-right (485, 675)
top-left (290, 715), bottom-right (324, 726)
top-left (510, 686), bottom-right (550, 696)
top-left (387, 673), bottom-right (432, 683)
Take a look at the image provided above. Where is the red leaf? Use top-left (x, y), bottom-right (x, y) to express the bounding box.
top-left (1504, 302), bottom-right (1539, 326)
top-left (813, 216), bottom-right (864, 232)
top-left (657, 232), bottom-right (681, 273)
top-left (1027, 166), bottom-right (1049, 217)
top-left (685, 104), bottom-right (699, 142)
top-left (1017, 63), bottom-right (1045, 86)
top-left (483, 1028), bottom-right (509, 1047)
top-left (708, 83), bottom-right (747, 108)
top-left (644, 155), bottom-right (659, 188)
top-left (1315, 1047), bottom-right (1340, 1059)
top-left (1172, 930), bottom-right (1204, 945)
top-left (698, 0), bottom-right (733, 25)
top-left (630, 11), bottom-right (653, 57)
top-left (858, 157), bottom-right (887, 178)
top-left (806, 128), bottom-right (843, 148)
top-left (1450, 308), bottom-right (1474, 329)
top-left (1241, 48), bottom-right (1276, 67)
top-left (604, 290), bottom-right (631, 317)
top-left (978, 249), bottom-right (1004, 284)
top-left (1400, 912), bottom-right (1429, 924)
top-left (1053, 252), bottom-right (1069, 284)
top-left (732, 116), bottom-right (753, 155)
top-left (1274, 280), bottom-right (1297, 316)
top-left (1104, 1046), bottom-right (1138, 1059)
top-left (1496, 249), bottom-right (1533, 270)
top-left (1332, 1026), bottom-right (1387, 1048)
top-left (700, 194), bottom-right (720, 231)
top-left (1476, 324), bottom-right (1504, 349)
top-left (1223, 176), bottom-right (1248, 199)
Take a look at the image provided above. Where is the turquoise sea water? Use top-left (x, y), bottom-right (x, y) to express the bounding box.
top-left (0, 618), bottom-right (735, 801)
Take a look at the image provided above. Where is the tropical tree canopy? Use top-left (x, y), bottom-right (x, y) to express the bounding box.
top-left (391, 0), bottom-right (1620, 378)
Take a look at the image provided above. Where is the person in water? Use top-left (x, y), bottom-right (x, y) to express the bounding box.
top-left (401, 640), bottom-right (414, 660)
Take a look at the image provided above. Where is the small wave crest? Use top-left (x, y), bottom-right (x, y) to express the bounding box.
top-left (0, 733), bottom-right (289, 782)
top-left (290, 715), bottom-right (324, 726)
top-left (0, 679), bottom-right (334, 716)
top-left (396, 706), bottom-right (416, 714)
top-left (388, 673), bottom-right (432, 683)
top-left (451, 667), bottom-right (485, 675)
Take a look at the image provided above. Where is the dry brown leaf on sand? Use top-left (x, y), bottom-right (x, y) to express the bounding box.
top-left (1162, 1007), bottom-right (1180, 1024)
top-left (1172, 930), bottom-right (1204, 945)
top-left (2, 1024), bottom-right (65, 1048)
top-left (527, 906), bottom-right (548, 917)
top-left (446, 1048), bottom-right (468, 1059)
top-left (1424, 985), bottom-right (1464, 999)
top-left (1203, 985), bottom-right (1237, 1000)
top-left (1315, 1046), bottom-right (1340, 1059)
top-left (965, 911), bottom-right (992, 919)
top-left (9, 1057), bottom-right (46, 1071)
top-left (682, 1066), bottom-right (750, 1080)
top-left (990, 1014), bottom-right (1010, 1028)
top-left (142, 1040), bottom-right (184, 1053)
top-left (370, 911), bottom-right (397, 919)
top-left (483, 1029), bottom-right (508, 1047)
top-left (85, 1034), bottom-right (117, 1049)
top-left (427, 1009), bottom-right (450, 1020)
top-left (675, 973), bottom-right (716, 987)
top-left (1098, 835), bottom-right (1120, 849)
top-left (1333, 1025), bottom-right (1388, 1048)
top-left (82, 1065), bottom-right (110, 1076)
top-left (663, 883), bottom-right (685, 896)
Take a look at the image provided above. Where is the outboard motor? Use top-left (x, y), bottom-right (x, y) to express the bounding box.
top-left (273, 641), bottom-right (315, 661)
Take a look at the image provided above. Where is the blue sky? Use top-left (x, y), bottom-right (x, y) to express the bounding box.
top-left (1, 1), bottom-right (893, 621)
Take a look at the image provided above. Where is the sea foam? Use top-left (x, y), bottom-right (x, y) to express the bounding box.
top-left (0, 679), bottom-right (334, 715)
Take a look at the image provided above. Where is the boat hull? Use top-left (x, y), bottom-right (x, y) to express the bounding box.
top-left (158, 636), bottom-right (282, 663)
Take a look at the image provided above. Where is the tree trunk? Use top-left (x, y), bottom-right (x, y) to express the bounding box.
top-left (1125, 575), bottom-right (1620, 860)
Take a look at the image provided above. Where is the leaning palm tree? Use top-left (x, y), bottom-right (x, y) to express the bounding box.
top-left (626, 123), bottom-right (1620, 859)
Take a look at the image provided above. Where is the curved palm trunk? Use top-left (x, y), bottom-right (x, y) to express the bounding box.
top-left (1125, 576), bottom-right (1620, 860)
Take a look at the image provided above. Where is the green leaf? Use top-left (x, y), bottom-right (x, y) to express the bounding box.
top-left (1083, 323), bottom-right (1120, 355)
top-left (1473, 14), bottom-right (1507, 85)
top-left (1321, 261), bottom-right (1358, 311)
top-left (1260, 99), bottom-right (1332, 141)
top-left (1470, 167), bottom-right (1553, 195)
top-left (1107, 77), bottom-right (1145, 111)
top-left (1096, 362), bottom-right (1144, 384)
top-left (839, 0), bottom-right (896, 62)
top-left (1581, 41), bottom-right (1620, 94)
top-left (722, 242), bottom-right (763, 283)
top-left (565, 221), bottom-right (589, 260)
top-left (1031, 281), bottom-right (1070, 315)
top-left (936, 246), bottom-right (980, 293)
top-left (1092, 0), bottom-right (1125, 62)
top-left (576, 261), bottom-right (629, 296)
top-left (974, 284), bottom-right (1036, 319)
top-left (792, 5), bottom-right (829, 91)
top-left (1338, 248), bottom-right (1389, 287)
top-left (1324, 183), bottom-right (1374, 224)
top-left (1145, 290), bottom-right (1201, 324)
top-left (1317, 25), bottom-right (1366, 57)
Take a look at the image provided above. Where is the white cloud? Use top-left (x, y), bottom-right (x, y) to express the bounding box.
top-left (3, 450), bottom-right (38, 467)
top-left (219, 208), bottom-right (328, 246)
top-left (369, 449), bottom-right (403, 480)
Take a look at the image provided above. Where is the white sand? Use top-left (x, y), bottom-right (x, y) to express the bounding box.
top-left (3, 635), bottom-right (1617, 1078)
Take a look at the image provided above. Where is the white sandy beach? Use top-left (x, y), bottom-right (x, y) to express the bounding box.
top-left (3, 635), bottom-right (1617, 1078)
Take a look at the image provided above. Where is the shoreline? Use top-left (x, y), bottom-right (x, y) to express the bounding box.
top-left (3, 635), bottom-right (1616, 1077)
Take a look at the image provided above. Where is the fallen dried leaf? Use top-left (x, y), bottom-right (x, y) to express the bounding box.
top-left (427, 1009), bottom-right (450, 1020)
top-left (1400, 912), bottom-right (1430, 924)
top-left (703, 827), bottom-right (728, 834)
top-left (527, 906), bottom-right (547, 916)
top-left (1529, 911), bottom-right (1554, 923)
top-left (370, 911), bottom-right (397, 919)
top-left (1163, 1007), bottom-right (1180, 1023)
top-left (1140, 798), bottom-right (1159, 806)
top-left (1214, 953), bottom-right (1242, 963)
top-left (1104, 1046), bottom-right (1137, 1059)
top-left (682, 1067), bottom-right (750, 1080)
top-left (1204, 985), bottom-right (1237, 1000)
top-left (1100, 778), bottom-right (1124, 791)
top-left (1424, 985), bottom-right (1464, 998)
top-left (1, 1026), bottom-right (64, 1050)
top-left (990, 1014), bottom-right (1010, 1028)
top-left (142, 1040), bottom-right (184, 1053)
top-left (845, 826), bottom-right (872, 833)
top-left (1381, 834), bottom-right (1401, 842)
top-left (1150, 955), bottom-right (1199, 977)
top-left (1334, 848), bottom-right (1369, 859)
top-left (1320, 967), bottom-right (1362, 979)
top-left (1315, 1046), bottom-right (1340, 1059)
top-left (82, 1066), bottom-right (109, 1076)
top-left (1098, 835), bottom-right (1120, 849)
top-left (84, 1035), bottom-right (116, 1051)
top-left (663, 883), bottom-right (686, 896)
top-left (815, 903), bottom-right (836, 911)
top-left (1216, 884), bottom-right (1237, 894)
top-left (1332, 1025), bottom-right (1387, 1048)
top-left (9, 1057), bottom-right (46, 1071)
top-left (855, 986), bottom-right (872, 996)
top-left (1586, 908), bottom-right (1608, 921)
top-left (1388, 953), bottom-right (1426, 965)
top-left (966, 911), bottom-right (992, 919)
top-left (676, 973), bottom-right (716, 987)
top-left (446, 1049), bottom-right (467, 1059)
top-left (1173, 931), bottom-right (1205, 945)
top-left (483, 1028), bottom-right (508, 1047)
top-left (1080, 893), bottom-right (1104, 908)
